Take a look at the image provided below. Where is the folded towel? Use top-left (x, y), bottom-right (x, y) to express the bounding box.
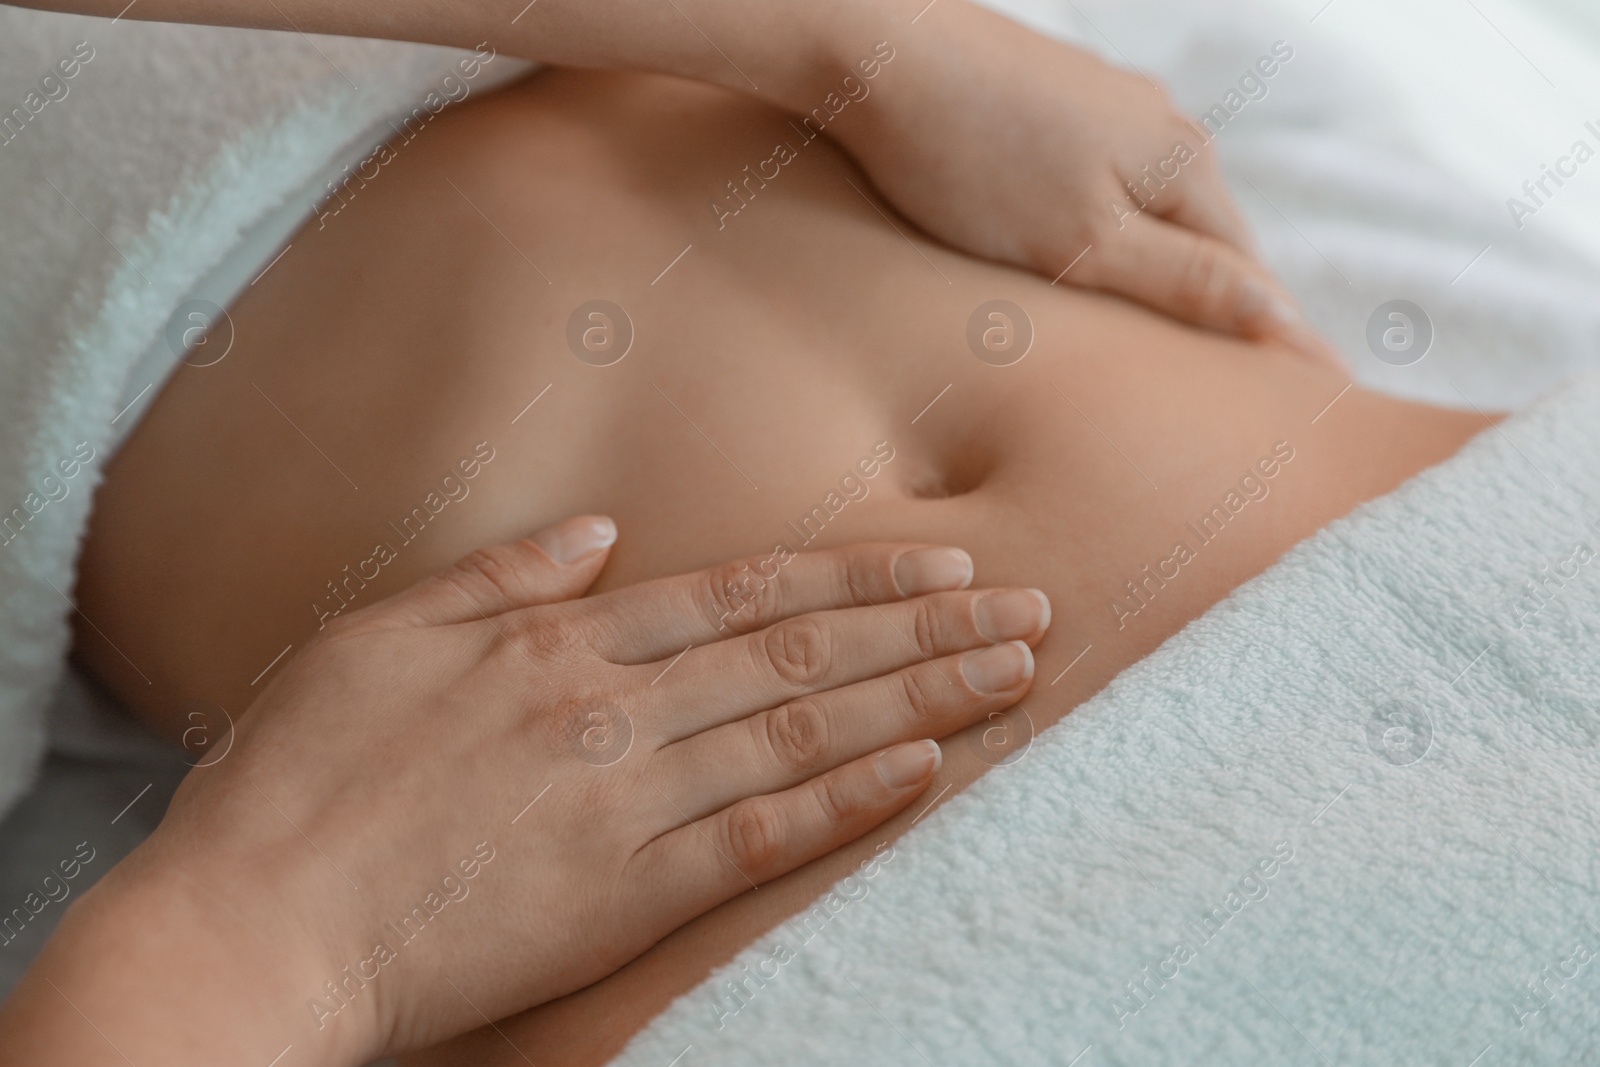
top-left (611, 369), bottom-right (1600, 1066)
top-left (0, 7), bottom-right (530, 820)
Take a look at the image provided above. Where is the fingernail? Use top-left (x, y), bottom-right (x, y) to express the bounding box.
top-left (960, 640), bottom-right (1033, 693)
top-left (876, 739), bottom-right (941, 789)
top-left (531, 515), bottom-right (617, 564)
top-left (974, 589), bottom-right (1050, 642)
top-left (893, 547), bottom-right (974, 596)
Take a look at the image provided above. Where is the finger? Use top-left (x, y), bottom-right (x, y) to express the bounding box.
top-left (1144, 153), bottom-right (1256, 255)
top-left (654, 641), bottom-right (1033, 823)
top-left (634, 739), bottom-right (941, 912)
top-left (649, 588), bottom-right (1049, 740)
top-left (558, 542), bottom-right (975, 663)
top-left (1077, 214), bottom-right (1345, 370)
top-left (374, 515), bottom-right (617, 628)
top-left (1146, 169), bottom-right (1349, 372)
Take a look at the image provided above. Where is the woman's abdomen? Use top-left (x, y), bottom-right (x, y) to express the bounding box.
top-left (72, 68), bottom-right (1486, 1064)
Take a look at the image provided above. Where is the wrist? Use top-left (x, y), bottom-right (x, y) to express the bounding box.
top-left (1, 846), bottom-right (377, 1067)
top-left (705, 0), bottom-right (904, 114)
top-left (773, 0), bottom-right (974, 163)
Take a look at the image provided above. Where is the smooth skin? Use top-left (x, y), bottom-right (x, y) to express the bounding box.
top-left (66, 70), bottom-right (1491, 1065)
top-left (0, 522), bottom-right (1048, 1066)
top-left (0, 0), bottom-right (1394, 1057)
top-left (12, 0), bottom-right (1334, 361)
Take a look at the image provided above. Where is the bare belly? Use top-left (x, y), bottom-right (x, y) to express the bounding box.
top-left (74, 70), bottom-right (1486, 1063)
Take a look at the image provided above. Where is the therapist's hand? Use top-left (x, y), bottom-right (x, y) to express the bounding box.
top-left (829, 1), bottom-right (1341, 367)
top-left (31, 0), bottom-right (1337, 365)
top-left (0, 516), bottom-right (1047, 1067)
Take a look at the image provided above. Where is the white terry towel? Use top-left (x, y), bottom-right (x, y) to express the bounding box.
top-left (0, 8), bottom-right (530, 821)
top-left (611, 372), bottom-right (1600, 1066)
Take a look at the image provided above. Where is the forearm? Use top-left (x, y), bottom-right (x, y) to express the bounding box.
top-left (14, 0), bottom-right (922, 115)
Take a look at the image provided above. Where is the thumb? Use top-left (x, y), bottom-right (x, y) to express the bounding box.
top-left (1074, 214), bottom-right (1345, 370)
top-left (374, 515), bottom-right (618, 628)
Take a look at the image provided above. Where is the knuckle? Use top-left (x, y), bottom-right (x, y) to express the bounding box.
top-left (909, 597), bottom-right (943, 656)
top-left (311, 608), bottom-right (365, 643)
top-left (562, 607), bottom-right (623, 656)
top-left (813, 772), bottom-right (856, 829)
top-left (837, 549), bottom-right (875, 606)
top-left (1177, 240), bottom-right (1235, 322)
top-left (1079, 209), bottom-right (1117, 249)
top-left (702, 558), bottom-right (782, 635)
top-left (764, 700), bottom-right (830, 773)
top-left (899, 667), bottom-right (944, 725)
top-left (761, 617), bottom-right (832, 687)
top-left (1072, 216), bottom-right (1120, 283)
top-left (451, 546), bottom-right (529, 607)
top-left (724, 799), bottom-right (786, 872)
top-left (505, 608), bottom-right (580, 663)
